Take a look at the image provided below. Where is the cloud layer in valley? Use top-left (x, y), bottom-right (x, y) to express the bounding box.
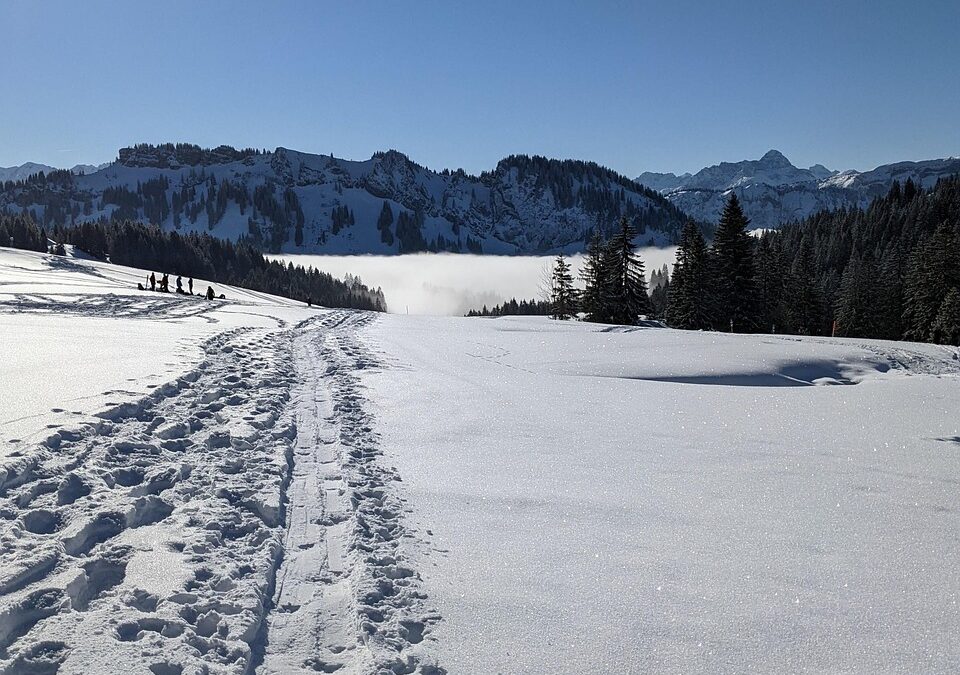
top-left (275, 249), bottom-right (678, 316)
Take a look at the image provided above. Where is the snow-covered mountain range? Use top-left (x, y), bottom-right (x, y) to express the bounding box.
top-left (0, 162), bottom-right (108, 183)
top-left (0, 144), bottom-right (686, 255)
top-left (637, 149), bottom-right (960, 230)
top-left (5, 145), bottom-right (957, 251)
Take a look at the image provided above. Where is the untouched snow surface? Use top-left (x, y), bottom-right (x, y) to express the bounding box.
top-left (362, 318), bottom-right (960, 673)
top-left (1, 246), bottom-right (960, 673)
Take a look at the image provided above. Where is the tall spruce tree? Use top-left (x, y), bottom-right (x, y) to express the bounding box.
top-left (930, 288), bottom-right (960, 345)
top-left (877, 246), bottom-right (905, 340)
top-left (649, 270), bottom-right (671, 319)
top-left (377, 201), bottom-right (395, 245)
top-left (835, 254), bottom-right (881, 337)
top-left (550, 254), bottom-right (578, 320)
top-left (294, 220), bottom-right (304, 247)
top-left (903, 225), bottom-right (960, 342)
top-left (666, 220), bottom-right (711, 330)
top-left (754, 234), bottom-right (788, 332)
top-left (787, 237), bottom-right (824, 335)
top-left (579, 229), bottom-right (610, 323)
top-left (605, 216), bottom-right (651, 325)
top-left (711, 193), bottom-right (757, 331)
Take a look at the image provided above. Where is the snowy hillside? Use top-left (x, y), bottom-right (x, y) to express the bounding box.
top-left (2, 245), bottom-right (960, 673)
top-left (0, 144), bottom-right (688, 255)
top-left (0, 247), bottom-right (440, 674)
top-left (638, 149), bottom-right (960, 229)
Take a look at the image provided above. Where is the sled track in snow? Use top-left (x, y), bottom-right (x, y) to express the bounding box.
top-left (0, 308), bottom-right (441, 674)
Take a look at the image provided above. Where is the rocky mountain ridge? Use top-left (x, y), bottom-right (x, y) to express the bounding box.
top-left (638, 149), bottom-right (960, 229)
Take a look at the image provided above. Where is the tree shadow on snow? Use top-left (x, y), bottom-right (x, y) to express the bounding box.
top-left (42, 254), bottom-right (108, 279)
top-left (622, 361), bottom-right (878, 387)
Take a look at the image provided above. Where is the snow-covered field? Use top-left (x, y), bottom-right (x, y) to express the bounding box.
top-left (1, 246), bottom-right (959, 674)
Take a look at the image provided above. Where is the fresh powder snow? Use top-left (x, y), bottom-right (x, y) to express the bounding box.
top-left (1, 246), bottom-right (959, 673)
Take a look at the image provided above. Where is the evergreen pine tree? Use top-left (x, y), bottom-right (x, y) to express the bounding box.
top-left (835, 255), bottom-right (881, 337)
top-left (605, 216), bottom-right (651, 325)
top-left (666, 220), bottom-right (711, 330)
top-left (930, 288), bottom-right (960, 345)
top-left (903, 225), bottom-right (960, 341)
top-left (550, 254), bottom-right (577, 320)
top-left (787, 238), bottom-right (824, 335)
top-left (649, 271), bottom-right (670, 319)
top-left (377, 201), bottom-right (395, 245)
top-left (579, 229), bottom-right (610, 323)
top-left (754, 234), bottom-right (787, 332)
top-left (711, 193), bottom-right (757, 331)
top-left (877, 246), bottom-right (905, 340)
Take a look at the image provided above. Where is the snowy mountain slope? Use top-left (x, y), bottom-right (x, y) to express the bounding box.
top-left (0, 144), bottom-right (688, 255)
top-left (0, 248), bottom-right (441, 674)
top-left (638, 150), bottom-right (960, 229)
top-left (0, 247), bottom-right (309, 448)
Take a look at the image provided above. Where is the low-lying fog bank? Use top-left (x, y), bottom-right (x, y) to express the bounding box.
top-left (274, 248), bottom-right (678, 315)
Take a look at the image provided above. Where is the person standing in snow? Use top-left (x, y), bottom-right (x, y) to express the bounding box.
top-left (149, 273), bottom-right (156, 292)
top-left (188, 277), bottom-right (194, 295)
top-left (161, 274), bottom-right (169, 292)
top-left (176, 275), bottom-right (183, 293)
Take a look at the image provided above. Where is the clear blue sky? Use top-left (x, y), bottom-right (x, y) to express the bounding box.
top-left (2, 0), bottom-right (958, 176)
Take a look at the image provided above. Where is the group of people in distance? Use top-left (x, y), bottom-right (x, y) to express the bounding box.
top-left (138, 272), bottom-right (220, 300)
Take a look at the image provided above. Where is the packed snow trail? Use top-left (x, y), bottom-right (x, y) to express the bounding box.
top-left (259, 310), bottom-right (443, 674)
top-left (0, 308), bottom-right (441, 674)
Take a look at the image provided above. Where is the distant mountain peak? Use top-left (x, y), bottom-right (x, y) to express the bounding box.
top-left (807, 163), bottom-right (836, 180)
top-left (759, 150), bottom-right (796, 169)
top-left (0, 161), bottom-right (112, 183)
top-left (759, 149), bottom-right (792, 166)
top-left (636, 150), bottom-right (960, 230)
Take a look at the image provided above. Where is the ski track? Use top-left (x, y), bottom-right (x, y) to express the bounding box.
top-left (260, 311), bottom-right (444, 675)
top-left (0, 307), bottom-right (442, 674)
top-left (0, 293), bottom-right (230, 323)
